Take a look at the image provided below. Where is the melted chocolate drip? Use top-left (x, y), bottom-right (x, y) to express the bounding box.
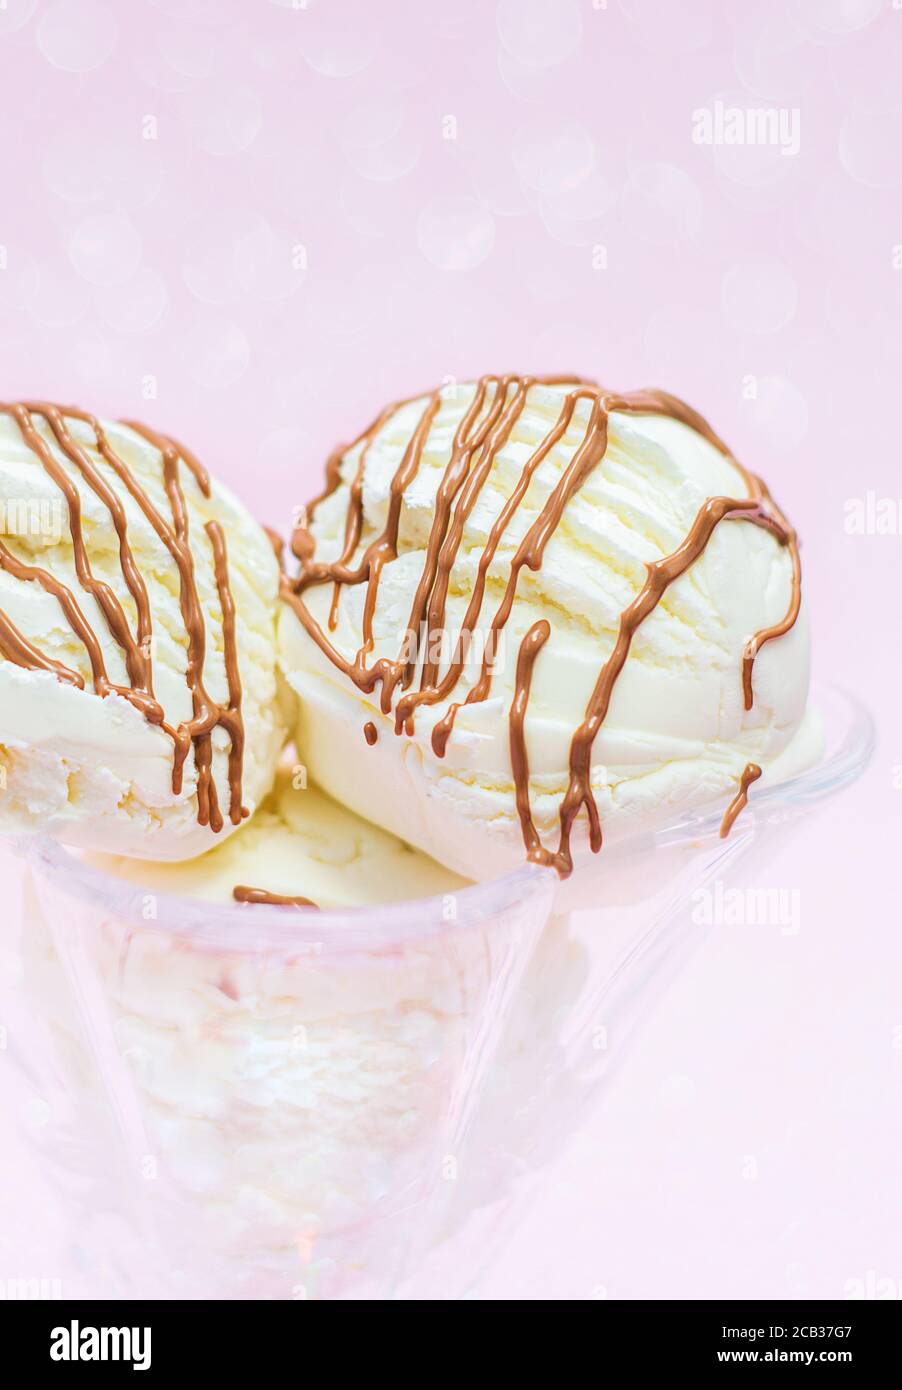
top-left (719, 763), bottom-right (762, 839)
top-left (363, 720), bottom-right (378, 745)
top-left (232, 885), bottom-right (318, 909)
top-left (281, 376), bottom-right (802, 878)
top-left (0, 402), bottom-right (247, 831)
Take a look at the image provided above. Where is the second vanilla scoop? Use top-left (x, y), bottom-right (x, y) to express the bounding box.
top-left (278, 376), bottom-right (816, 883)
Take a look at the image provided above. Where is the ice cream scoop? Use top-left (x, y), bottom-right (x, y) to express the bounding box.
top-left (279, 375), bottom-right (818, 883)
top-left (0, 402), bottom-right (285, 860)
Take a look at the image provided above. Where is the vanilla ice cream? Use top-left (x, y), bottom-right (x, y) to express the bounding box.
top-left (18, 773), bottom-right (545, 1297)
top-left (0, 402), bottom-right (285, 859)
top-left (85, 764), bottom-right (468, 907)
top-left (279, 376), bottom-right (818, 882)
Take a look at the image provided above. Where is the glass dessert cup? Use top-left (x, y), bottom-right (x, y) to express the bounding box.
top-left (1, 683), bottom-right (872, 1300)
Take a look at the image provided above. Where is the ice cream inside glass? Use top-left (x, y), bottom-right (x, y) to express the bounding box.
top-left (0, 385), bottom-right (869, 1299)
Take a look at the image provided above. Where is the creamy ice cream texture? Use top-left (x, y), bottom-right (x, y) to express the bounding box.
top-left (0, 403), bottom-right (285, 861)
top-left (2, 379), bottom-right (818, 1295)
top-left (279, 376), bottom-right (816, 884)
top-left (86, 763), bottom-right (467, 908)
top-left (0, 378), bottom-right (816, 895)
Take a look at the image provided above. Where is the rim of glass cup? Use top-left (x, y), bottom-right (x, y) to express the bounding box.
top-left (16, 681), bottom-right (873, 955)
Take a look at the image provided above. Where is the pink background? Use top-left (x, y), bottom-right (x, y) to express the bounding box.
top-left (1, 0), bottom-right (901, 1298)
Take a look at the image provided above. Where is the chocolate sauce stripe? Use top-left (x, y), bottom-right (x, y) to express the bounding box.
top-left (0, 536), bottom-right (116, 695)
top-left (408, 388), bottom-right (584, 749)
top-left (739, 480), bottom-right (800, 709)
top-left (509, 618), bottom-right (552, 858)
top-left (719, 762), bottom-right (762, 839)
top-left (18, 404), bottom-right (154, 696)
top-left (0, 602), bottom-right (84, 687)
top-left (287, 376), bottom-right (802, 878)
top-left (233, 884), bottom-right (318, 909)
top-left (206, 520), bottom-right (247, 826)
top-left (402, 375), bottom-right (502, 691)
top-left (431, 389), bottom-right (609, 754)
top-left (359, 393), bottom-right (441, 669)
top-left (327, 403), bottom-right (400, 629)
top-left (0, 402), bottom-right (247, 832)
top-left (416, 377), bottom-right (529, 698)
top-left (549, 495), bottom-right (778, 875)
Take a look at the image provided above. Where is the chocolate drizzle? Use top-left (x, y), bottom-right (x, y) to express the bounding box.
top-left (282, 376), bottom-right (803, 878)
top-left (0, 402), bottom-right (247, 831)
top-left (719, 763), bottom-right (762, 839)
top-left (363, 720), bottom-right (378, 745)
top-left (232, 885), bottom-right (318, 909)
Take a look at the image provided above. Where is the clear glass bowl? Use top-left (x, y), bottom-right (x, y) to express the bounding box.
top-left (1, 683), bottom-right (873, 1299)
